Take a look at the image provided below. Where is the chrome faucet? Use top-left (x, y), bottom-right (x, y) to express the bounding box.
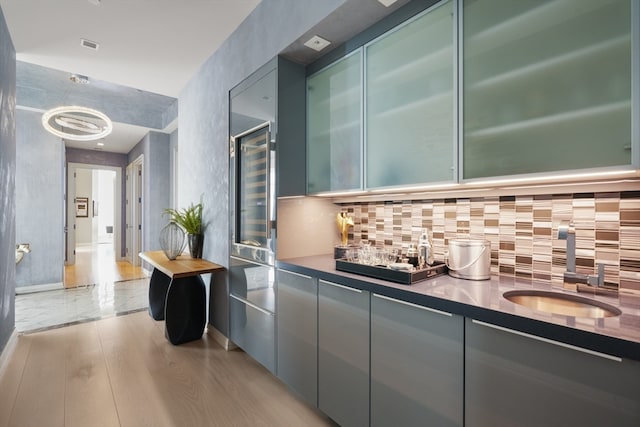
top-left (557, 221), bottom-right (605, 288)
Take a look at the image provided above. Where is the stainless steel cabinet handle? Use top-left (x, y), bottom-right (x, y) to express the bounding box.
top-left (278, 269), bottom-right (312, 280)
top-left (471, 319), bottom-right (621, 362)
top-left (320, 280), bottom-right (362, 294)
top-left (230, 256), bottom-right (268, 267)
top-left (230, 294), bottom-right (274, 316)
top-left (373, 293), bottom-right (452, 317)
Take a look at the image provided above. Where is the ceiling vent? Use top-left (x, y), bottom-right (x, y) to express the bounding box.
top-left (69, 74), bottom-right (90, 84)
top-left (80, 38), bottom-right (100, 50)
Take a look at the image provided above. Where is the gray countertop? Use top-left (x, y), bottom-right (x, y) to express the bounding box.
top-left (277, 255), bottom-right (640, 361)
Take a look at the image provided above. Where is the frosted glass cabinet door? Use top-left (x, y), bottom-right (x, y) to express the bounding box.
top-left (307, 52), bottom-right (362, 193)
top-left (366, 0), bottom-right (455, 188)
top-left (463, 0), bottom-right (632, 179)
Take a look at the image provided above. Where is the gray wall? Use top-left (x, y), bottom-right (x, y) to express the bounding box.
top-left (15, 110), bottom-right (64, 288)
top-left (0, 6), bottom-right (16, 352)
top-left (178, 0), bottom-right (347, 335)
top-left (169, 128), bottom-right (178, 209)
top-left (66, 147), bottom-right (128, 257)
top-left (128, 131), bottom-right (170, 259)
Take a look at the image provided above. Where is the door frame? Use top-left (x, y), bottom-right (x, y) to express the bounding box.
top-left (126, 155), bottom-right (144, 267)
top-left (66, 162), bottom-right (123, 265)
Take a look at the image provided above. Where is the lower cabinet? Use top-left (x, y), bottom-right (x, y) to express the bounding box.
top-left (318, 280), bottom-right (370, 427)
top-left (465, 318), bottom-right (640, 427)
top-left (276, 269), bottom-right (318, 405)
top-left (229, 294), bottom-right (276, 373)
top-left (370, 294), bottom-right (464, 427)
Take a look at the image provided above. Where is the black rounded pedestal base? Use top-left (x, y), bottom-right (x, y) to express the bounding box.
top-left (149, 268), bottom-right (171, 320)
top-left (164, 275), bottom-right (206, 345)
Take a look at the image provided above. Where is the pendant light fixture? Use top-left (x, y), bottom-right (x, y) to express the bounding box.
top-left (42, 106), bottom-right (113, 141)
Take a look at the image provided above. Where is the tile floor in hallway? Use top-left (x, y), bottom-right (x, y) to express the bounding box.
top-left (15, 278), bottom-right (150, 333)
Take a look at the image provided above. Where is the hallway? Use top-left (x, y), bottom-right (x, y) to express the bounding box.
top-left (14, 241), bottom-right (149, 333)
top-left (64, 243), bottom-right (146, 288)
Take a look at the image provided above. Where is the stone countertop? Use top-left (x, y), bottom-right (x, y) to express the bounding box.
top-left (276, 255), bottom-right (640, 361)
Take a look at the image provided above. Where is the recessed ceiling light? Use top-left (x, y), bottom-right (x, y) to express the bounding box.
top-left (304, 35), bottom-right (331, 52)
top-left (97, 142), bottom-right (105, 146)
top-left (378, 0), bottom-right (399, 6)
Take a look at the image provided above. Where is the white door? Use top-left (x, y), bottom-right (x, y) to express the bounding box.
top-left (127, 155), bottom-right (143, 266)
top-left (125, 163), bottom-right (133, 265)
top-left (66, 167), bottom-right (77, 265)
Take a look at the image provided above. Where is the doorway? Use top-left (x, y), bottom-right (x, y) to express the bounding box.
top-left (64, 163), bottom-right (143, 287)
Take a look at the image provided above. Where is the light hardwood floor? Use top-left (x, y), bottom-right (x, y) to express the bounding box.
top-left (0, 312), bottom-right (334, 427)
top-left (65, 243), bottom-right (146, 288)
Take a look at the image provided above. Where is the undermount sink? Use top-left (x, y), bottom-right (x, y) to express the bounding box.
top-left (503, 290), bottom-right (621, 319)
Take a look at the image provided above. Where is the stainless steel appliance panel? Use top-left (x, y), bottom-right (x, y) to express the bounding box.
top-left (230, 122), bottom-right (276, 265)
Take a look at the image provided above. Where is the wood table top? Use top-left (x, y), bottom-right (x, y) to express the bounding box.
top-left (139, 251), bottom-right (225, 279)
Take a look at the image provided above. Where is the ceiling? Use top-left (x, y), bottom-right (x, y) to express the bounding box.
top-left (1, 0), bottom-right (261, 153)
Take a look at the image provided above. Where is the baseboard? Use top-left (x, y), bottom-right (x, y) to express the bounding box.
top-left (206, 324), bottom-right (237, 351)
top-left (15, 282), bottom-right (64, 295)
top-left (0, 329), bottom-right (19, 377)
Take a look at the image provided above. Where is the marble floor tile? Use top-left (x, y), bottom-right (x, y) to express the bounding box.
top-left (15, 278), bottom-right (150, 333)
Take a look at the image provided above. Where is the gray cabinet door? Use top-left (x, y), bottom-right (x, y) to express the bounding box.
top-left (465, 318), bottom-right (640, 427)
top-left (276, 269), bottom-right (318, 405)
top-left (370, 294), bottom-right (463, 427)
top-left (365, 0), bottom-right (455, 188)
top-left (229, 294), bottom-right (276, 374)
top-left (318, 280), bottom-right (369, 427)
top-left (462, 0), bottom-right (633, 179)
top-left (307, 51), bottom-right (363, 194)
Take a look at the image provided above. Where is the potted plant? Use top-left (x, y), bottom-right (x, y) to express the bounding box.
top-left (164, 201), bottom-right (205, 258)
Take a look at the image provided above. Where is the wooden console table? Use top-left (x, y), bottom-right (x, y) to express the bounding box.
top-left (139, 251), bottom-right (224, 345)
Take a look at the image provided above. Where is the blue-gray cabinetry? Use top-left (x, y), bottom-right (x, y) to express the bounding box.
top-left (366, 0), bottom-right (455, 188)
top-left (462, 0), bottom-right (634, 179)
top-left (276, 269), bottom-right (318, 405)
top-left (465, 318), bottom-right (640, 427)
top-left (318, 280), bottom-right (369, 427)
top-left (230, 56), bottom-right (306, 197)
top-left (307, 51), bottom-right (363, 194)
top-left (228, 258), bottom-right (276, 373)
top-left (370, 293), bottom-right (463, 427)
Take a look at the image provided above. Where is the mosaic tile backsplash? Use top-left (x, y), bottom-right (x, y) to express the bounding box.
top-left (339, 191), bottom-right (640, 294)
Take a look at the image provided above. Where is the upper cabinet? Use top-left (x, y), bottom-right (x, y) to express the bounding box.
top-left (366, 0), bottom-right (455, 188)
top-left (462, 0), bottom-right (633, 179)
top-left (305, 0), bottom-right (637, 191)
top-left (307, 51), bottom-right (363, 193)
top-left (231, 57), bottom-right (306, 197)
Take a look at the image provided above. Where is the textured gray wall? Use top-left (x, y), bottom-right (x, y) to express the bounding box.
top-left (128, 131), bottom-right (170, 258)
top-left (15, 109), bottom-right (64, 288)
top-left (169, 128), bottom-right (178, 209)
top-left (179, 0), bottom-right (347, 335)
top-left (0, 6), bottom-right (16, 352)
top-left (65, 147), bottom-right (128, 257)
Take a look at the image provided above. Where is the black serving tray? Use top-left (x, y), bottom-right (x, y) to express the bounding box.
top-left (335, 259), bottom-right (448, 285)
